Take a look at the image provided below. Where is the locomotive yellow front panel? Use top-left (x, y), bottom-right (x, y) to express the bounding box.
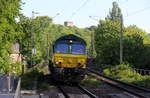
top-left (53, 53), bottom-right (87, 68)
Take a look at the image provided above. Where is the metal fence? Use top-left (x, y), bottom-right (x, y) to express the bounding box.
top-left (0, 74), bottom-right (19, 93)
top-left (107, 67), bottom-right (150, 77)
top-left (133, 68), bottom-right (150, 76)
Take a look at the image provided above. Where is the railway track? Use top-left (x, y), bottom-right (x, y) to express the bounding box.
top-left (76, 84), bottom-right (99, 98)
top-left (87, 68), bottom-right (150, 98)
top-left (55, 83), bottom-right (98, 98)
top-left (56, 84), bottom-right (70, 98)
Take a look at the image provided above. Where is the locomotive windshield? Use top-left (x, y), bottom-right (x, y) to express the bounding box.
top-left (55, 43), bottom-right (69, 53)
top-left (55, 43), bottom-right (85, 54)
top-left (72, 44), bottom-right (85, 54)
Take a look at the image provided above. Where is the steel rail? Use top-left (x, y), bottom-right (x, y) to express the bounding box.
top-left (87, 68), bottom-right (149, 98)
top-left (51, 78), bottom-right (70, 98)
top-left (77, 84), bottom-right (99, 98)
top-left (56, 84), bottom-right (70, 98)
top-left (87, 68), bottom-right (150, 92)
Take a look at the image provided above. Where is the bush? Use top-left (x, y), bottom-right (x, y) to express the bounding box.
top-left (103, 64), bottom-right (150, 87)
top-left (95, 20), bottom-right (150, 69)
top-left (21, 69), bottom-right (44, 90)
top-left (81, 75), bottom-right (102, 86)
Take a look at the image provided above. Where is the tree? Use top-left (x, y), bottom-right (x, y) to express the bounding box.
top-left (106, 1), bottom-right (122, 21)
top-left (123, 26), bottom-right (150, 69)
top-left (86, 25), bottom-right (97, 31)
top-left (0, 0), bottom-right (23, 74)
top-left (95, 1), bottom-right (150, 69)
top-left (19, 16), bottom-right (53, 67)
top-left (95, 20), bottom-right (150, 69)
top-left (95, 20), bottom-right (120, 67)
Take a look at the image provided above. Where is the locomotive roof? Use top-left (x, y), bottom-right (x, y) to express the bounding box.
top-left (55, 34), bottom-right (86, 45)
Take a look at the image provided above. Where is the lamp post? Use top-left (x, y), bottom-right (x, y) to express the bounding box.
top-left (52, 13), bottom-right (60, 19)
top-left (89, 15), bottom-right (124, 64)
top-left (31, 11), bottom-right (39, 67)
top-left (32, 11), bottom-right (39, 19)
top-left (46, 13), bottom-right (60, 62)
top-left (120, 15), bottom-right (123, 64)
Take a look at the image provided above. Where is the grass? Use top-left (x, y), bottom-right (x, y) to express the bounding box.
top-left (81, 75), bottom-right (102, 86)
top-left (103, 64), bottom-right (150, 87)
top-left (21, 68), bottom-right (50, 90)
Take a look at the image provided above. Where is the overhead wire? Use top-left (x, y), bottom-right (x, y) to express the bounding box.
top-left (116, 1), bottom-right (150, 18)
top-left (116, 0), bottom-right (128, 6)
top-left (89, 0), bottom-right (129, 22)
top-left (67, 0), bottom-right (91, 20)
top-left (52, 0), bottom-right (70, 19)
top-left (88, 0), bottom-right (127, 22)
top-left (125, 5), bottom-right (150, 18)
top-left (89, 1), bottom-right (150, 21)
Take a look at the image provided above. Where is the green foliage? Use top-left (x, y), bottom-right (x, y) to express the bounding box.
top-left (0, 0), bottom-right (23, 74)
top-left (19, 16), bottom-right (53, 67)
top-left (103, 64), bottom-right (150, 87)
top-left (21, 68), bottom-right (50, 90)
top-left (10, 62), bottom-right (22, 75)
top-left (95, 20), bottom-right (120, 66)
top-left (123, 33), bottom-right (150, 69)
top-left (81, 75), bottom-right (102, 86)
top-left (148, 33), bottom-right (150, 37)
top-left (125, 25), bottom-right (150, 44)
top-left (86, 25), bottom-right (97, 31)
top-left (21, 69), bottom-right (44, 90)
top-left (0, 56), bottom-right (11, 74)
top-left (95, 19), bottom-right (150, 69)
top-left (38, 82), bottom-right (50, 90)
top-left (95, 1), bottom-right (150, 69)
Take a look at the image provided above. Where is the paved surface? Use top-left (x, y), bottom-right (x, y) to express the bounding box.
top-left (0, 94), bottom-right (49, 98)
top-left (0, 75), bottom-right (18, 93)
top-left (58, 93), bottom-right (90, 98)
top-left (22, 95), bottom-right (40, 98)
top-left (0, 94), bottom-right (14, 98)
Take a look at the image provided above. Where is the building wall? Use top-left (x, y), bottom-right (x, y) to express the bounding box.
top-left (64, 21), bottom-right (74, 26)
top-left (10, 54), bottom-right (22, 63)
top-left (10, 43), bottom-right (22, 63)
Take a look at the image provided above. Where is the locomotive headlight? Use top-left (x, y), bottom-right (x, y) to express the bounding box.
top-left (77, 59), bottom-right (85, 66)
top-left (78, 59), bottom-right (84, 65)
top-left (78, 62), bottom-right (81, 65)
top-left (78, 59), bottom-right (84, 63)
top-left (69, 40), bottom-right (72, 43)
top-left (55, 60), bottom-right (63, 65)
top-left (77, 62), bottom-right (84, 67)
top-left (56, 62), bottom-right (59, 64)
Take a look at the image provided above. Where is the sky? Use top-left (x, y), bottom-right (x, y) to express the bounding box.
top-left (21, 0), bottom-right (150, 33)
